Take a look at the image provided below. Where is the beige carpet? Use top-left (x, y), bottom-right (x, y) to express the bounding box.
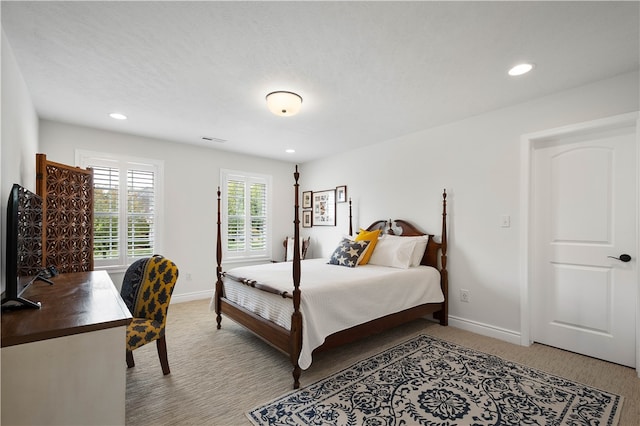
top-left (126, 299), bottom-right (640, 425)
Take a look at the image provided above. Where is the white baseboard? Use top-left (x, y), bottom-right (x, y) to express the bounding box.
top-left (448, 315), bottom-right (523, 346)
top-left (167, 296), bottom-right (524, 347)
top-left (171, 290), bottom-right (212, 304)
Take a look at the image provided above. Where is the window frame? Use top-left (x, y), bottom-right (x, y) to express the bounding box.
top-left (76, 150), bottom-right (164, 271)
top-left (220, 169), bottom-right (272, 263)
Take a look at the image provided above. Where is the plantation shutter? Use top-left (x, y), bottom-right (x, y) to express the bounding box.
top-left (77, 151), bottom-right (163, 268)
top-left (227, 178), bottom-right (246, 253)
top-left (250, 181), bottom-right (267, 252)
top-left (222, 170), bottom-right (271, 261)
top-left (127, 169), bottom-right (155, 258)
top-left (93, 166), bottom-right (120, 261)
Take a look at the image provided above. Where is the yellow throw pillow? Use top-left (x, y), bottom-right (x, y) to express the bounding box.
top-left (355, 228), bottom-right (381, 265)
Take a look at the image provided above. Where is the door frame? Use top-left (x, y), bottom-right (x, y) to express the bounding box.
top-left (519, 111), bottom-right (640, 375)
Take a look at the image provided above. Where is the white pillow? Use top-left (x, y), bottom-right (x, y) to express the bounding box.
top-left (384, 234), bottom-right (430, 267)
top-left (368, 236), bottom-right (417, 269)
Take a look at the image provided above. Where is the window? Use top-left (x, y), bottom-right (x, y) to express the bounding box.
top-left (221, 169), bottom-right (271, 261)
top-left (77, 150), bottom-right (163, 269)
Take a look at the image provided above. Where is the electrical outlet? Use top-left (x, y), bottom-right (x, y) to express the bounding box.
top-left (460, 289), bottom-right (470, 303)
top-left (186, 273), bottom-right (192, 281)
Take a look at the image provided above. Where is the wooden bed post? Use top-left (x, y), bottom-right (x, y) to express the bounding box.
top-left (348, 198), bottom-right (353, 236)
top-left (290, 166), bottom-right (303, 388)
top-left (439, 189), bottom-right (448, 326)
top-left (215, 187), bottom-right (223, 329)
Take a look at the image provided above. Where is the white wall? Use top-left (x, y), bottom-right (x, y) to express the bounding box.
top-left (39, 121), bottom-right (296, 301)
top-left (299, 71), bottom-right (639, 342)
top-left (1, 29), bottom-right (39, 293)
top-left (5, 28), bottom-right (638, 343)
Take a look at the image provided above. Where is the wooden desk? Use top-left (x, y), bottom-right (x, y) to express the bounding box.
top-left (1, 271), bottom-right (132, 425)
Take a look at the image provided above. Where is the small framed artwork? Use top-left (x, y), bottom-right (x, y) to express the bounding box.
top-left (312, 189), bottom-right (336, 226)
top-left (336, 185), bottom-right (347, 203)
top-left (302, 191), bottom-right (312, 209)
top-left (302, 210), bottom-right (312, 228)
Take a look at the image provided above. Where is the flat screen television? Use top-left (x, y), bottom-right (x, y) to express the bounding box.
top-left (1, 183), bottom-right (44, 309)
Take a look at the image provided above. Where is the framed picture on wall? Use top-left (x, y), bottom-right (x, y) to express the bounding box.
top-left (302, 210), bottom-right (312, 228)
top-left (312, 189), bottom-right (336, 226)
top-left (302, 191), bottom-right (312, 209)
top-left (336, 185), bottom-right (347, 203)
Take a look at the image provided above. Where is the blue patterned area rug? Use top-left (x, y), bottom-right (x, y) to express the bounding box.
top-left (247, 335), bottom-right (623, 426)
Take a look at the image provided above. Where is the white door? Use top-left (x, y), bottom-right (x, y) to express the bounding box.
top-left (531, 124), bottom-right (637, 367)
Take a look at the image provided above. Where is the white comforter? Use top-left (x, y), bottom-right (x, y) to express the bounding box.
top-left (216, 258), bottom-right (443, 369)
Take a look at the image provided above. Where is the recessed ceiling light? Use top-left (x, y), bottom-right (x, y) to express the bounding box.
top-left (285, 149), bottom-right (296, 154)
top-left (109, 112), bottom-right (127, 120)
top-left (508, 63), bottom-right (534, 76)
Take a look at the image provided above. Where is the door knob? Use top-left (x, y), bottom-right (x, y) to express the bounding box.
top-left (608, 254), bottom-right (632, 262)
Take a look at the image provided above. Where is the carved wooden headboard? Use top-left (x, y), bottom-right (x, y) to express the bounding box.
top-left (362, 190), bottom-right (448, 272)
top-left (365, 219), bottom-right (441, 269)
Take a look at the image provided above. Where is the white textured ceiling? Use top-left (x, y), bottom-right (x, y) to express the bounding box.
top-left (2, 1), bottom-right (638, 163)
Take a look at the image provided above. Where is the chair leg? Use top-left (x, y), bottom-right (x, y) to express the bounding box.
top-left (156, 335), bottom-right (170, 375)
top-left (126, 350), bottom-right (135, 368)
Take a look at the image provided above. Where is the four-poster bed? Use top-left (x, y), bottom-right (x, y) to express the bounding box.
top-left (214, 166), bottom-right (448, 388)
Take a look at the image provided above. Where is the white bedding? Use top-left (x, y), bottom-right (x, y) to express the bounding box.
top-left (215, 258), bottom-right (443, 369)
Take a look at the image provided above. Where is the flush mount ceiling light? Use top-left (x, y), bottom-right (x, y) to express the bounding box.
top-left (109, 112), bottom-right (127, 120)
top-left (266, 91), bottom-right (303, 116)
top-left (508, 63), bottom-right (534, 76)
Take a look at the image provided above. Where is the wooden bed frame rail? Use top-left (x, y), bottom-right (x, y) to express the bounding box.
top-left (215, 166), bottom-right (448, 388)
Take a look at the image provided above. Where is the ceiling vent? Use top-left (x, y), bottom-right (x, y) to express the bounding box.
top-left (202, 136), bottom-right (227, 143)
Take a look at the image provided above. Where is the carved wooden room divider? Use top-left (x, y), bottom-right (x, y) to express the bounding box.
top-left (36, 153), bottom-right (94, 273)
